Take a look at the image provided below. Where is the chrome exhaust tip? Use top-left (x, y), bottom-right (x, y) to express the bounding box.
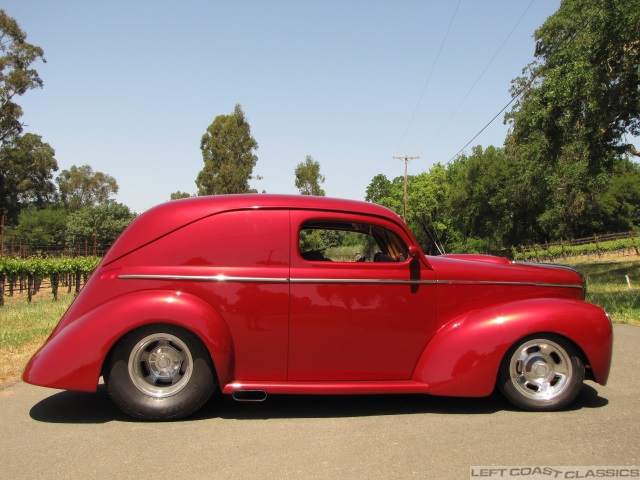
top-left (232, 390), bottom-right (268, 402)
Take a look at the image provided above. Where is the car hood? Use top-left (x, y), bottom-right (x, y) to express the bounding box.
top-left (427, 254), bottom-right (585, 289)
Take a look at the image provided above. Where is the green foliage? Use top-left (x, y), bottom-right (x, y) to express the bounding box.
top-left (0, 133), bottom-right (58, 225)
top-left (559, 260), bottom-right (639, 325)
top-left (508, 0), bottom-right (640, 161)
top-left (513, 236), bottom-right (640, 262)
top-left (446, 146), bottom-right (512, 247)
top-left (170, 191), bottom-right (192, 201)
top-left (365, 174), bottom-right (403, 219)
top-left (295, 155), bottom-right (325, 196)
top-left (65, 201), bottom-right (135, 247)
top-left (56, 164), bottom-right (118, 210)
top-left (0, 256), bottom-right (100, 278)
top-left (0, 10), bottom-right (52, 226)
top-left (8, 206), bottom-right (69, 250)
top-left (365, 147), bottom-right (640, 255)
top-left (0, 9), bottom-right (46, 146)
top-left (196, 104), bottom-right (259, 195)
top-left (0, 294), bottom-right (72, 350)
top-left (299, 229), bottom-right (375, 261)
top-left (504, 0), bottom-right (640, 241)
top-left (0, 255), bottom-right (100, 305)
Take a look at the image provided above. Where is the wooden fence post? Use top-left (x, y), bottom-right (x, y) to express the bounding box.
top-left (631, 231), bottom-right (639, 256)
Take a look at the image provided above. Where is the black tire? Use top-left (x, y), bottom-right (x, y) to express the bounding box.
top-left (105, 324), bottom-right (217, 421)
top-left (498, 334), bottom-right (585, 411)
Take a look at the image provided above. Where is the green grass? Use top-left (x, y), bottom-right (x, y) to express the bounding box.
top-left (0, 293), bottom-right (74, 386)
top-left (0, 295), bottom-right (73, 348)
top-left (556, 258), bottom-right (640, 325)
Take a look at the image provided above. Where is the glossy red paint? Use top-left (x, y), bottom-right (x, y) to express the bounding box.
top-left (24, 290), bottom-right (234, 391)
top-left (23, 194), bottom-right (613, 416)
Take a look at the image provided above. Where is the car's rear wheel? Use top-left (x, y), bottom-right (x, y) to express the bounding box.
top-left (498, 334), bottom-right (584, 411)
top-left (105, 324), bottom-right (217, 421)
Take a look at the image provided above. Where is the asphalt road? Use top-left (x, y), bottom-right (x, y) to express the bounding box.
top-left (2, 324), bottom-right (639, 480)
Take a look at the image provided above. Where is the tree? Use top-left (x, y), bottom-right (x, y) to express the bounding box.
top-left (56, 164), bottom-right (118, 211)
top-left (508, 0), bottom-right (640, 161)
top-left (65, 201), bottom-right (135, 247)
top-left (364, 167), bottom-right (450, 254)
top-left (365, 174), bottom-right (404, 218)
top-left (8, 205), bottom-right (68, 250)
top-left (446, 146), bottom-right (513, 252)
top-left (505, 0), bottom-right (640, 242)
top-left (404, 166), bottom-right (451, 255)
top-left (294, 155), bottom-right (325, 196)
top-left (196, 104), bottom-right (258, 195)
top-left (0, 11), bottom-right (52, 225)
top-left (170, 191), bottom-right (192, 201)
top-left (365, 174), bottom-right (393, 204)
top-left (0, 133), bottom-right (57, 224)
top-left (0, 9), bottom-right (46, 146)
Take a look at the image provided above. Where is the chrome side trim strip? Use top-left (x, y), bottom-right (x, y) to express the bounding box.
top-left (290, 278), bottom-right (436, 285)
top-left (118, 274), bottom-right (581, 289)
top-left (117, 274), bottom-right (289, 283)
top-left (436, 280), bottom-right (583, 289)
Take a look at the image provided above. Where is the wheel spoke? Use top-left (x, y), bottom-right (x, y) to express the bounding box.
top-left (508, 338), bottom-right (575, 402)
top-left (145, 371), bottom-right (161, 385)
top-left (139, 350), bottom-right (151, 366)
top-left (128, 332), bottom-right (194, 398)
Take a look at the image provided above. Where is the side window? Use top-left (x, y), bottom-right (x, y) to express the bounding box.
top-left (298, 221), bottom-right (408, 263)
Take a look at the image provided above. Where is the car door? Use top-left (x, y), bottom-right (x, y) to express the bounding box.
top-left (288, 210), bottom-right (438, 381)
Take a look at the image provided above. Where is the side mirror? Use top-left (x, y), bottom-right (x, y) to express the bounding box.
top-left (408, 245), bottom-right (420, 259)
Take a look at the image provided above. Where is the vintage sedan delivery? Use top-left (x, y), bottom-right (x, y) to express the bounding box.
top-left (24, 195), bottom-right (613, 420)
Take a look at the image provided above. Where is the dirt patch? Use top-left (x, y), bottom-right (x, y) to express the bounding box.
top-left (0, 341), bottom-right (45, 387)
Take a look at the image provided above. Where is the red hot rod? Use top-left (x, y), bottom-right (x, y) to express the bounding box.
top-left (24, 195), bottom-right (613, 420)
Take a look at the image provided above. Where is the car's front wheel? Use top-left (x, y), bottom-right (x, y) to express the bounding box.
top-left (498, 334), bottom-right (585, 411)
top-left (105, 324), bottom-right (217, 421)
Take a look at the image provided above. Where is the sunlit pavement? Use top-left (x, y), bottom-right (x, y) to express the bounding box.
top-left (1, 324), bottom-right (638, 480)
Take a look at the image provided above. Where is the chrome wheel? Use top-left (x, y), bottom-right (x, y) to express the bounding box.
top-left (509, 339), bottom-right (572, 401)
top-left (106, 324), bottom-right (217, 420)
top-left (128, 333), bottom-right (193, 398)
top-left (498, 334), bottom-right (585, 411)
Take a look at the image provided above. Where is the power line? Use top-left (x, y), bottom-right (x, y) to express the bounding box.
top-left (395, 0), bottom-right (462, 152)
top-left (425, 0), bottom-right (536, 152)
top-left (445, 4), bottom-right (600, 166)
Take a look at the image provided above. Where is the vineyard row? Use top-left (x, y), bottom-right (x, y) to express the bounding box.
top-left (513, 234), bottom-right (640, 262)
top-left (0, 256), bottom-right (101, 306)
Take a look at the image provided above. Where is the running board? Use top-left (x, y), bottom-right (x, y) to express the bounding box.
top-left (223, 380), bottom-right (431, 396)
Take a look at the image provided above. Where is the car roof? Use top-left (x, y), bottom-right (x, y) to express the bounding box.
top-left (102, 194), bottom-right (405, 265)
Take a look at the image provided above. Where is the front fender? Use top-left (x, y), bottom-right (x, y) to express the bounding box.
top-left (413, 298), bottom-right (613, 397)
top-left (23, 290), bottom-right (234, 392)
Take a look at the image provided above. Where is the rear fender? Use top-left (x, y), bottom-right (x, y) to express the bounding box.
top-left (23, 290), bottom-right (234, 392)
top-left (413, 298), bottom-right (613, 397)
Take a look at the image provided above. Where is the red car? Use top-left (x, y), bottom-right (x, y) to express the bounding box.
top-left (24, 195), bottom-right (613, 420)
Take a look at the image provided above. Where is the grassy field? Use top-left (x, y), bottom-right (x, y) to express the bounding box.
top-left (551, 255), bottom-right (640, 325)
top-left (0, 291), bottom-right (74, 387)
top-left (1, 256), bottom-right (638, 389)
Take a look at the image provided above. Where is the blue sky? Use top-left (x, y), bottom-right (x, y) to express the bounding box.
top-left (6, 0), bottom-right (561, 214)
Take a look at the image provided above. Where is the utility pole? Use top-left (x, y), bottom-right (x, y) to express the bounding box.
top-left (392, 155), bottom-right (419, 222)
